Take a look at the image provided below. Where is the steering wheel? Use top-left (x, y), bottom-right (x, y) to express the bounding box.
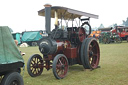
top-left (81, 22), bottom-right (91, 36)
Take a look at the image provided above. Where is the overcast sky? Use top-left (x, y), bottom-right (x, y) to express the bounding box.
top-left (0, 0), bottom-right (128, 32)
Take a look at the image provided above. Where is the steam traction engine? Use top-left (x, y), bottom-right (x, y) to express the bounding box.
top-left (27, 4), bottom-right (100, 79)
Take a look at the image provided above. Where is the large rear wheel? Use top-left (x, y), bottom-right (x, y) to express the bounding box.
top-left (53, 54), bottom-right (68, 79)
top-left (81, 38), bottom-right (100, 69)
top-left (81, 38), bottom-right (89, 68)
top-left (27, 54), bottom-right (44, 77)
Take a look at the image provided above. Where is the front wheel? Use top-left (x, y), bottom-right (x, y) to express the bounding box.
top-left (32, 42), bottom-right (37, 46)
top-left (114, 37), bottom-right (122, 43)
top-left (27, 54), bottom-right (44, 77)
top-left (52, 54), bottom-right (69, 79)
top-left (127, 37), bottom-right (128, 42)
top-left (1, 72), bottom-right (24, 85)
top-left (118, 37), bottom-right (122, 43)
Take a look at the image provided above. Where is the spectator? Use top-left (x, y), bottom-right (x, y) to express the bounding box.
top-left (14, 40), bottom-right (25, 56)
top-left (93, 34), bottom-right (95, 38)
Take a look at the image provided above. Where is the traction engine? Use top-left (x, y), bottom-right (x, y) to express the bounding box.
top-left (27, 4), bottom-right (100, 79)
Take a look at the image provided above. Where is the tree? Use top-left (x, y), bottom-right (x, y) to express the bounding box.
top-left (109, 23), bottom-right (117, 28)
top-left (98, 24), bottom-right (104, 28)
top-left (122, 17), bottom-right (128, 26)
top-left (113, 23), bottom-right (117, 27)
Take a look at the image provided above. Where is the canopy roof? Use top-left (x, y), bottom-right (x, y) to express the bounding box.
top-left (98, 27), bottom-right (113, 31)
top-left (38, 6), bottom-right (98, 19)
top-left (116, 26), bottom-right (128, 29)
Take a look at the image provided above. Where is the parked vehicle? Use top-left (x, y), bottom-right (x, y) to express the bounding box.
top-left (99, 31), bottom-right (122, 44)
top-left (12, 33), bottom-right (21, 45)
top-left (0, 26), bottom-right (24, 85)
top-left (111, 26), bottom-right (128, 42)
top-left (27, 4), bottom-right (100, 79)
top-left (90, 31), bottom-right (101, 39)
top-left (99, 32), bottom-right (111, 43)
top-left (21, 30), bottom-right (43, 46)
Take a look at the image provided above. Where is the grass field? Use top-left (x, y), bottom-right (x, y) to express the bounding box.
top-left (19, 41), bottom-right (128, 85)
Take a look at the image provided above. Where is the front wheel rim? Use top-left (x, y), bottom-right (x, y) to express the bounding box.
top-left (27, 54), bottom-right (43, 77)
top-left (56, 57), bottom-right (68, 78)
top-left (53, 54), bottom-right (68, 79)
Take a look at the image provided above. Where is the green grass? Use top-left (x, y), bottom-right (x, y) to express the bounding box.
top-left (19, 41), bottom-right (128, 85)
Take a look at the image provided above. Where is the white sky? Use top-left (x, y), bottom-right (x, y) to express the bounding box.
top-left (0, 0), bottom-right (128, 32)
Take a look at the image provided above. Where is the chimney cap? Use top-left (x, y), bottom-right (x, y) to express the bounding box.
top-left (44, 4), bottom-right (52, 7)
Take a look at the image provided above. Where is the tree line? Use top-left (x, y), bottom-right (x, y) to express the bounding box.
top-left (98, 17), bottom-right (128, 29)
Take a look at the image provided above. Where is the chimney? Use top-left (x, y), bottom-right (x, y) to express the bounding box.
top-left (44, 4), bottom-right (52, 35)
